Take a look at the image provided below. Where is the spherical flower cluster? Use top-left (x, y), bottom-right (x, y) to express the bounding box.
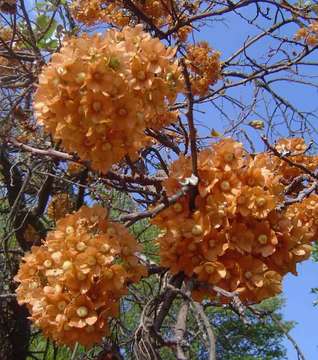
top-left (186, 42), bottom-right (221, 96)
top-left (0, 0), bottom-right (16, 14)
top-left (47, 193), bottom-right (74, 222)
top-left (34, 25), bottom-right (182, 173)
top-left (15, 205), bottom-right (147, 347)
top-left (295, 22), bottom-right (318, 46)
top-left (152, 138), bottom-right (318, 304)
top-left (71, 0), bottom-right (200, 29)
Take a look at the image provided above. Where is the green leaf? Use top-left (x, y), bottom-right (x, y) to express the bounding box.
top-left (36, 14), bottom-right (57, 41)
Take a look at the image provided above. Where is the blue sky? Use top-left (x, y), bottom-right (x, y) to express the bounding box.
top-left (283, 260), bottom-right (318, 359)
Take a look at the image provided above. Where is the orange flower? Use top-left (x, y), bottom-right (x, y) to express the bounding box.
top-left (237, 186), bottom-right (277, 219)
top-left (193, 261), bottom-right (227, 285)
top-left (235, 256), bottom-right (282, 303)
top-left (228, 221), bottom-right (254, 253)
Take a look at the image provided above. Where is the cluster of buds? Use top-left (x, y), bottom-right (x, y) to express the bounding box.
top-left (152, 138), bottom-right (318, 303)
top-left (0, 26), bottom-right (19, 75)
top-left (295, 22), bottom-right (318, 46)
top-left (185, 42), bottom-right (221, 96)
top-left (15, 205), bottom-right (147, 347)
top-left (34, 25), bottom-right (182, 173)
top-left (71, 0), bottom-right (201, 29)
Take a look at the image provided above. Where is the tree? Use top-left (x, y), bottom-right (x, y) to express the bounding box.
top-left (1, 0), bottom-right (318, 359)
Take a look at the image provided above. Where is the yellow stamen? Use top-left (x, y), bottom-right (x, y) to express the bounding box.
top-left (76, 306), bottom-right (88, 318)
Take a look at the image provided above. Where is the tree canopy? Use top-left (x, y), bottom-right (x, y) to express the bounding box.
top-left (1, 1), bottom-right (318, 359)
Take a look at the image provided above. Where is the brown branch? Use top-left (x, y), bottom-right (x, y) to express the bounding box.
top-left (153, 272), bottom-right (185, 332)
top-left (180, 58), bottom-right (198, 211)
top-left (193, 303), bottom-right (216, 360)
top-left (119, 181), bottom-right (193, 226)
top-left (175, 300), bottom-right (189, 360)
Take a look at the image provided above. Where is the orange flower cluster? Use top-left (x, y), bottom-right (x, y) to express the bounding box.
top-left (153, 138), bottom-right (318, 303)
top-left (71, 0), bottom-right (200, 29)
top-left (0, 0), bottom-right (16, 14)
top-left (0, 27), bottom-right (18, 75)
top-left (272, 138), bottom-right (318, 182)
top-left (34, 25), bottom-right (182, 173)
top-left (295, 22), bottom-right (318, 46)
top-left (71, 0), bottom-right (128, 27)
top-left (186, 42), bottom-right (221, 96)
top-left (15, 205), bottom-right (146, 347)
top-left (47, 193), bottom-right (74, 222)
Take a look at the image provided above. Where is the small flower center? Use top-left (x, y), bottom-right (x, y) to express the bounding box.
top-left (205, 265), bottom-right (215, 274)
top-left (244, 271), bottom-right (252, 279)
top-left (75, 72), bottom-right (86, 84)
top-left (57, 301), bottom-right (66, 311)
top-left (76, 242), bottom-right (87, 252)
top-left (57, 66), bottom-right (66, 76)
top-left (166, 72), bottom-right (175, 81)
top-left (51, 251), bottom-right (62, 263)
top-left (257, 234), bottom-right (268, 244)
top-left (29, 281), bottom-right (38, 289)
top-left (191, 224), bottom-right (203, 236)
top-left (108, 57), bottom-right (120, 70)
top-left (65, 226), bottom-right (74, 235)
top-left (62, 260), bottom-right (72, 271)
top-left (100, 243), bottom-right (110, 253)
top-left (256, 197), bottom-right (266, 207)
top-left (220, 181), bottom-right (230, 191)
top-left (43, 260), bottom-right (52, 268)
top-left (173, 203), bottom-right (183, 213)
top-left (76, 306), bottom-right (88, 318)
